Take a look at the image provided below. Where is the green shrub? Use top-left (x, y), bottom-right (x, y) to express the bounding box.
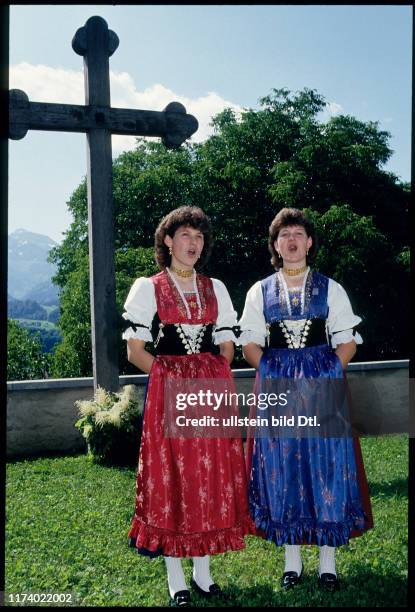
top-left (75, 385), bottom-right (143, 467)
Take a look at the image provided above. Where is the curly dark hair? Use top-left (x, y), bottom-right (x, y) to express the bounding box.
top-left (154, 206), bottom-right (213, 270)
top-left (268, 207), bottom-right (317, 270)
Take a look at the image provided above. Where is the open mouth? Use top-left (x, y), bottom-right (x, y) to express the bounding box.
top-left (188, 249), bottom-right (197, 257)
top-left (288, 245), bottom-right (297, 252)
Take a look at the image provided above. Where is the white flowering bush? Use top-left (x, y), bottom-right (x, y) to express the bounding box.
top-left (75, 385), bottom-right (143, 466)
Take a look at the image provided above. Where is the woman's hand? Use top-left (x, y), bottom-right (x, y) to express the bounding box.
top-left (242, 342), bottom-right (263, 370)
top-left (335, 340), bottom-right (357, 370)
top-left (127, 339), bottom-right (155, 374)
top-left (219, 340), bottom-right (234, 365)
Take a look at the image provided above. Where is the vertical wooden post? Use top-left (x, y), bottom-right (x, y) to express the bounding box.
top-left (73, 17), bottom-right (120, 392)
top-left (0, 6), bottom-right (9, 603)
top-left (9, 15), bottom-right (198, 395)
top-left (407, 9), bottom-right (415, 603)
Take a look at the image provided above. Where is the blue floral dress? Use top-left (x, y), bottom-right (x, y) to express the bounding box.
top-left (239, 268), bottom-right (373, 546)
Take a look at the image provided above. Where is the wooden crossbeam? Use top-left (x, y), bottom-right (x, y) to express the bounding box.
top-left (9, 92), bottom-right (197, 148)
top-left (9, 15), bottom-right (198, 392)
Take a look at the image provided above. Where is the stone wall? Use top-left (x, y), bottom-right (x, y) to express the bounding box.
top-left (6, 361), bottom-right (409, 459)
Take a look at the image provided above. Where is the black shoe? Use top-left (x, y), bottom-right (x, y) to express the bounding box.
top-left (190, 577), bottom-right (229, 600)
top-left (281, 567), bottom-right (303, 590)
top-left (318, 573), bottom-right (340, 592)
top-left (169, 589), bottom-right (191, 607)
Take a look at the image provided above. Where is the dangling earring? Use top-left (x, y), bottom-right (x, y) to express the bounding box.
top-left (306, 249), bottom-right (309, 256)
top-left (169, 247), bottom-right (172, 256)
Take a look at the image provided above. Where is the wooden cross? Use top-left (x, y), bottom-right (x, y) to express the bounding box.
top-left (9, 16), bottom-right (198, 392)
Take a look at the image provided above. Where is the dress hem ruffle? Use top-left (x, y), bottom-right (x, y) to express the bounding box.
top-left (251, 506), bottom-right (368, 547)
top-left (128, 514), bottom-right (257, 557)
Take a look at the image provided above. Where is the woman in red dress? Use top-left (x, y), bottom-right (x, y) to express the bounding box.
top-left (122, 206), bottom-right (254, 607)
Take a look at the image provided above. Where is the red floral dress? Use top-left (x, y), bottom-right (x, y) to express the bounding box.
top-left (126, 271), bottom-right (256, 557)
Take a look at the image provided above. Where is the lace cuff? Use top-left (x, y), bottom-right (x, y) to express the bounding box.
top-left (239, 330), bottom-right (266, 347)
top-left (122, 326), bottom-right (153, 342)
top-left (121, 318), bottom-right (153, 342)
top-left (213, 329), bottom-right (239, 345)
top-left (330, 329), bottom-right (363, 348)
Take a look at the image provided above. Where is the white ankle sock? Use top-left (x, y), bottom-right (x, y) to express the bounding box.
top-left (284, 544), bottom-right (302, 575)
top-left (164, 556), bottom-right (188, 598)
top-left (192, 555), bottom-right (214, 592)
top-left (319, 545), bottom-right (336, 576)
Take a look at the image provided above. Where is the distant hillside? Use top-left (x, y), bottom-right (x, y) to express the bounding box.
top-left (8, 229), bottom-right (59, 302)
top-left (23, 280), bottom-right (60, 306)
top-left (8, 295), bottom-right (47, 320)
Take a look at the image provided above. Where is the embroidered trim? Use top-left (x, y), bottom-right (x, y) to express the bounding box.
top-left (276, 268), bottom-right (311, 317)
top-left (165, 268), bottom-right (205, 321)
top-left (195, 274), bottom-right (207, 320)
top-left (152, 270), bottom-right (217, 324)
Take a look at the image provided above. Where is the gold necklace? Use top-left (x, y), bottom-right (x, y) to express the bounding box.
top-left (170, 264), bottom-right (194, 278)
top-left (283, 265), bottom-right (307, 277)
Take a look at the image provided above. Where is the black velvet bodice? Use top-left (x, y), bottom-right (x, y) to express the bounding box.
top-left (151, 314), bottom-right (218, 355)
top-left (268, 317), bottom-right (328, 349)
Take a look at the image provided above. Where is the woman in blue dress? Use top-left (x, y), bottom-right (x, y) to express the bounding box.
top-left (239, 208), bottom-right (373, 592)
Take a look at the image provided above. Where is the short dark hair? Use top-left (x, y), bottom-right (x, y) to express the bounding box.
top-left (154, 206), bottom-right (213, 270)
top-left (268, 207), bottom-right (317, 270)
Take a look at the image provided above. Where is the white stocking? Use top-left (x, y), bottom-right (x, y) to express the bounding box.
top-left (319, 545), bottom-right (336, 576)
top-left (164, 556), bottom-right (188, 597)
top-left (192, 555), bottom-right (214, 591)
top-left (284, 544), bottom-right (302, 575)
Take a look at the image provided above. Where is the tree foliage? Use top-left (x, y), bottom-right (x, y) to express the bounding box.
top-left (49, 246), bottom-right (158, 377)
top-left (304, 204), bottom-right (408, 358)
top-left (47, 87), bottom-right (409, 376)
top-left (7, 319), bottom-right (50, 381)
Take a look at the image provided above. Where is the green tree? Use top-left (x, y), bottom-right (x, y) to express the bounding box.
top-left (7, 319), bottom-right (49, 381)
top-left (304, 204), bottom-right (409, 360)
top-left (50, 247), bottom-right (157, 377)
top-left (268, 112), bottom-right (408, 246)
top-left (49, 87), bottom-right (409, 372)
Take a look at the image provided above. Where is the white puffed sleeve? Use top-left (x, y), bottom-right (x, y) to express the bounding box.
top-left (122, 277), bottom-right (157, 342)
top-left (211, 278), bottom-right (239, 345)
top-left (238, 281), bottom-right (267, 347)
top-left (327, 279), bottom-right (363, 348)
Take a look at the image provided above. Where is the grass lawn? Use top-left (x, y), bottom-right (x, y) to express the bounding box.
top-left (6, 435), bottom-right (408, 607)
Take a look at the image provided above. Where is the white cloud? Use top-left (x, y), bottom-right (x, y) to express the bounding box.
top-left (10, 62), bottom-right (243, 154)
top-left (326, 101), bottom-right (343, 116)
top-left (318, 101), bottom-right (344, 123)
top-left (10, 62), bottom-right (85, 104)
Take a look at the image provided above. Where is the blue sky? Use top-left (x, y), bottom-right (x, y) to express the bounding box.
top-left (9, 4), bottom-right (412, 242)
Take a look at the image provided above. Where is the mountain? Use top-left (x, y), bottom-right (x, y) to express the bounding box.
top-left (7, 294), bottom-right (48, 320)
top-left (23, 280), bottom-right (60, 306)
top-left (8, 229), bottom-right (59, 302)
